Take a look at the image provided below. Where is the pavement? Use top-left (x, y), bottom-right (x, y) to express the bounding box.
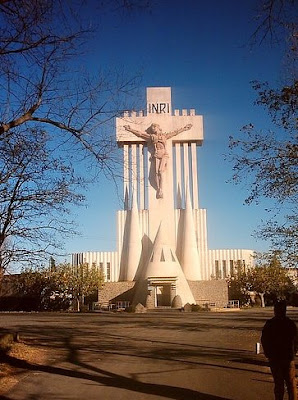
top-left (0, 308), bottom-right (297, 400)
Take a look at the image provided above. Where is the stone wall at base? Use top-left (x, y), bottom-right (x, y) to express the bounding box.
top-left (98, 282), bottom-right (136, 304)
top-left (188, 280), bottom-right (228, 308)
top-left (98, 279), bottom-right (228, 309)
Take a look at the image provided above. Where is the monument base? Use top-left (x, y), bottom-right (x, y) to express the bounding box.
top-left (97, 279), bottom-right (228, 310)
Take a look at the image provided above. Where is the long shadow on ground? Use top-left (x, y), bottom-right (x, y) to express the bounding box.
top-left (2, 352), bottom-right (229, 400)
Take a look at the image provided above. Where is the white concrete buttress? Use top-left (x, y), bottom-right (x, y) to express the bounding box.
top-left (119, 191), bottom-right (142, 281)
top-left (179, 183), bottom-right (201, 280)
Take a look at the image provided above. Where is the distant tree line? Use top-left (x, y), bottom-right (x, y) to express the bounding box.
top-left (0, 262), bottom-right (105, 312)
top-left (228, 251), bottom-right (298, 307)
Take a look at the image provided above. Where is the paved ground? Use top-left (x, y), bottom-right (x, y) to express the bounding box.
top-left (0, 308), bottom-right (297, 400)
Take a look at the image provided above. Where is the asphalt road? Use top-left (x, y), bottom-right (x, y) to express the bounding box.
top-left (1, 308), bottom-right (297, 400)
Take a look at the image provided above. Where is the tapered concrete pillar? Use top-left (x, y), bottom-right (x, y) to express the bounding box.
top-left (119, 192), bottom-right (142, 281)
top-left (126, 192), bottom-right (142, 281)
top-left (179, 184), bottom-right (201, 280)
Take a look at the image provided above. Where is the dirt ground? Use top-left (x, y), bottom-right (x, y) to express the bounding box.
top-left (0, 341), bottom-right (47, 395)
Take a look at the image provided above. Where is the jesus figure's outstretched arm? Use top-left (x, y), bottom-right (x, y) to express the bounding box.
top-left (166, 124), bottom-right (192, 139)
top-left (123, 125), bottom-right (150, 140)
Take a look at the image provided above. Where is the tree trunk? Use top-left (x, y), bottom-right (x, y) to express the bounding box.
top-left (259, 292), bottom-right (265, 308)
top-left (76, 297), bottom-right (80, 312)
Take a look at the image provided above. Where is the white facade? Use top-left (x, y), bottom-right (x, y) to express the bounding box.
top-left (72, 87), bottom-right (254, 286)
top-left (72, 251), bottom-right (119, 282)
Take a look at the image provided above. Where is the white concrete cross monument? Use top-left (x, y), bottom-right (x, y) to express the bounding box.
top-left (72, 86), bottom-right (254, 310)
top-left (116, 87), bottom-right (204, 304)
top-left (116, 87), bottom-right (203, 246)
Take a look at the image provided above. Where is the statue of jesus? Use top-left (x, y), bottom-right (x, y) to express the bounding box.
top-left (124, 123), bottom-right (192, 198)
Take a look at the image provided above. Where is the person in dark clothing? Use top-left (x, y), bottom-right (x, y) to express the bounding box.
top-left (261, 300), bottom-right (297, 400)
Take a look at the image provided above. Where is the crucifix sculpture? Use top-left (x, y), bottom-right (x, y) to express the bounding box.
top-left (124, 123), bottom-right (192, 198)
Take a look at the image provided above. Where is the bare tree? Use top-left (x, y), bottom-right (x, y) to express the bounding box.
top-left (0, 1), bottom-right (145, 272)
top-left (251, 0), bottom-right (297, 48)
top-left (0, 0), bottom-right (139, 166)
top-left (0, 128), bottom-right (86, 272)
top-left (229, 0), bottom-right (297, 266)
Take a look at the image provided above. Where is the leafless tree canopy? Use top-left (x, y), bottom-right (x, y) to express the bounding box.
top-left (0, 0), bottom-right (143, 272)
top-left (229, 0), bottom-right (297, 266)
top-left (0, 129), bottom-right (86, 270)
top-left (251, 0), bottom-right (297, 46)
top-left (0, 1), bottom-right (139, 163)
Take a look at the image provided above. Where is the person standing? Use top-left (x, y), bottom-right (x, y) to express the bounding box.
top-left (261, 300), bottom-right (297, 400)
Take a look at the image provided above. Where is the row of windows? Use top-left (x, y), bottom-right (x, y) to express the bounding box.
top-left (214, 260), bottom-right (246, 279)
top-left (72, 261), bottom-right (112, 281)
top-left (75, 261), bottom-right (111, 281)
top-left (98, 262), bottom-right (111, 280)
top-left (72, 253), bottom-right (111, 281)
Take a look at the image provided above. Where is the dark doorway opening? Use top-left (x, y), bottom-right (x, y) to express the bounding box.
top-left (156, 285), bottom-right (171, 307)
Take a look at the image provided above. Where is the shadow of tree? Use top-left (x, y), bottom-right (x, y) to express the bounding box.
top-left (2, 352), bottom-right (229, 400)
top-left (1, 310), bottom-right (287, 399)
top-left (7, 321), bottom-right (270, 375)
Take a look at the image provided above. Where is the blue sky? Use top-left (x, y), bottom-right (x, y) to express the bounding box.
top-left (65, 0), bottom-right (285, 256)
